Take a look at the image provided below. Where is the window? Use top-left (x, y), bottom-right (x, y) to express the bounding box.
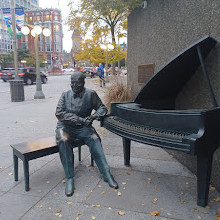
top-left (46, 44), bottom-right (51, 52)
top-left (45, 36), bottom-right (51, 43)
top-left (55, 35), bottom-right (60, 43)
top-left (40, 43), bottom-right (43, 52)
top-left (19, 0), bottom-right (24, 6)
top-left (53, 24), bottom-right (59, 32)
top-left (45, 15), bottom-right (50, 20)
top-left (29, 16), bottom-right (32, 21)
top-left (55, 44), bottom-right (60, 52)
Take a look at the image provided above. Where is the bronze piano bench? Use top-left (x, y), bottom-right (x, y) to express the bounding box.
top-left (10, 136), bottom-right (94, 191)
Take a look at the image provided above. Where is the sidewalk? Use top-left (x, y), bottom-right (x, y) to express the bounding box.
top-left (0, 76), bottom-right (219, 220)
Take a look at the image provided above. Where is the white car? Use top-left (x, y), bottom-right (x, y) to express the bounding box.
top-left (63, 68), bottom-right (75, 74)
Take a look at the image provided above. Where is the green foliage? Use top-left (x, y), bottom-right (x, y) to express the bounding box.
top-left (0, 49), bottom-right (46, 69)
top-left (0, 53), bottom-right (14, 68)
top-left (75, 38), bottom-right (105, 65)
top-left (108, 45), bottom-right (126, 63)
top-left (17, 48), bottom-right (30, 61)
top-left (25, 52), bottom-right (46, 67)
top-left (75, 35), bottom-right (126, 65)
top-left (68, 0), bottom-right (138, 72)
top-left (67, 0), bottom-right (143, 42)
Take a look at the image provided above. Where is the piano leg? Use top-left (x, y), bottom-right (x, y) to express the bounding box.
top-left (197, 153), bottom-right (213, 207)
top-left (122, 138), bottom-right (131, 166)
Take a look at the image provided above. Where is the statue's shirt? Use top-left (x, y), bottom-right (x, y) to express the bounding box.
top-left (55, 88), bottom-right (107, 129)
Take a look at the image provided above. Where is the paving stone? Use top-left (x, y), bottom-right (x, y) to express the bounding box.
top-left (0, 165), bottom-right (24, 192)
top-left (21, 198), bottom-right (162, 220)
top-left (8, 156), bottom-right (70, 196)
top-left (0, 155), bottom-right (60, 192)
top-left (102, 143), bottom-right (175, 161)
top-left (86, 168), bottom-right (220, 220)
top-left (44, 163), bottom-right (102, 203)
top-left (83, 154), bottom-right (194, 177)
top-left (0, 148), bottom-right (13, 168)
top-left (0, 192), bottom-right (40, 220)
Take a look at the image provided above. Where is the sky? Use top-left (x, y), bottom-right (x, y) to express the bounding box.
top-left (39, 0), bottom-right (79, 53)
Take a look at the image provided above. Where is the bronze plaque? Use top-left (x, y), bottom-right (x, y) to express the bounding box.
top-left (138, 64), bottom-right (154, 84)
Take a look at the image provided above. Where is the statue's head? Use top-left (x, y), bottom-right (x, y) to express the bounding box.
top-left (71, 71), bottom-right (85, 94)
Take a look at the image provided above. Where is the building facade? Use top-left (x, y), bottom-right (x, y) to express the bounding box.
top-left (71, 29), bottom-right (82, 67)
top-left (0, 0), bottom-right (39, 55)
top-left (21, 8), bottom-right (63, 69)
top-left (127, 0), bottom-right (220, 191)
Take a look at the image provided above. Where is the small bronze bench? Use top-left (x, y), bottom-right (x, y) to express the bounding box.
top-left (10, 136), bottom-right (94, 191)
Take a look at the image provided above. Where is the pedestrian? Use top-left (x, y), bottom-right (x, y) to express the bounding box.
top-left (97, 63), bottom-right (105, 87)
top-left (55, 71), bottom-right (118, 197)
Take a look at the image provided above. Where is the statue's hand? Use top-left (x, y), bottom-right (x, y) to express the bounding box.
top-left (82, 116), bottom-right (94, 127)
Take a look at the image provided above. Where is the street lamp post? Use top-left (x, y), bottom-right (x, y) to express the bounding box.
top-left (21, 22), bottom-right (51, 99)
top-left (100, 44), bottom-right (114, 77)
top-left (10, 0), bottom-right (18, 80)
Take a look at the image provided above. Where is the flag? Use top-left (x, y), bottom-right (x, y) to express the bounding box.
top-left (2, 7), bottom-right (24, 39)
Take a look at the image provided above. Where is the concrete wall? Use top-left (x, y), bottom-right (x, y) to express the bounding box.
top-left (127, 0), bottom-right (220, 191)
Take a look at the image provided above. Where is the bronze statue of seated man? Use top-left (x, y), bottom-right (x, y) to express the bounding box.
top-left (55, 71), bottom-right (118, 196)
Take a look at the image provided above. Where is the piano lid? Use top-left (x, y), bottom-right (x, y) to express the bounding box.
top-left (135, 36), bottom-right (217, 104)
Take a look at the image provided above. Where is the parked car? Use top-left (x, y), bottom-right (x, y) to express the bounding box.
top-left (62, 68), bottom-right (75, 74)
top-left (1, 68), bottom-right (15, 82)
top-left (18, 67), bottom-right (48, 85)
top-left (1, 67), bottom-right (48, 84)
top-left (0, 70), bottom-right (3, 79)
top-left (81, 67), bottom-right (95, 78)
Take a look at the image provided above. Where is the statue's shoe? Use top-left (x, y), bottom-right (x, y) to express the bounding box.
top-left (65, 178), bottom-right (74, 197)
top-left (103, 172), bottom-right (118, 189)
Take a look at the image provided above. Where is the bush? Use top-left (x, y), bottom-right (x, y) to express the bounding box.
top-left (104, 76), bottom-right (133, 110)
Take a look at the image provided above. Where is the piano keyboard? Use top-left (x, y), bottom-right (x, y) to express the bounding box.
top-left (107, 116), bottom-right (190, 140)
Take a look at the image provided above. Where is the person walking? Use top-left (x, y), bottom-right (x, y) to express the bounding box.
top-left (97, 63), bottom-right (105, 87)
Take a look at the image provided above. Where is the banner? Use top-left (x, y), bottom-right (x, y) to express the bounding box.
top-left (2, 7), bottom-right (24, 39)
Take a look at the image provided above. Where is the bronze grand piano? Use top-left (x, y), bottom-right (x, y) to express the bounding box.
top-left (102, 36), bottom-right (220, 207)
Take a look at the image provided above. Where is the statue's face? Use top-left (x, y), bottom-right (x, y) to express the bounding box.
top-left (71, 75), bottom-right (85, 94)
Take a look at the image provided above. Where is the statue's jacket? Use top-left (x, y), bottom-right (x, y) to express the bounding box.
top-left (55, 88), bottom-right (107, 129)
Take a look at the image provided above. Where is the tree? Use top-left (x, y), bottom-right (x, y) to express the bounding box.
top-left (67, 0), bottom-right (142, 73)
top-left (25, 52), bottom-right (46, 67)
top-left (17, 48), bottom-right (30, 62)
top-left (75, 33), bottom-right (106, 65)
top-left (0, 53), bottom-right (14, 68)
top-left (68, 0), bottom-right (142, 41)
